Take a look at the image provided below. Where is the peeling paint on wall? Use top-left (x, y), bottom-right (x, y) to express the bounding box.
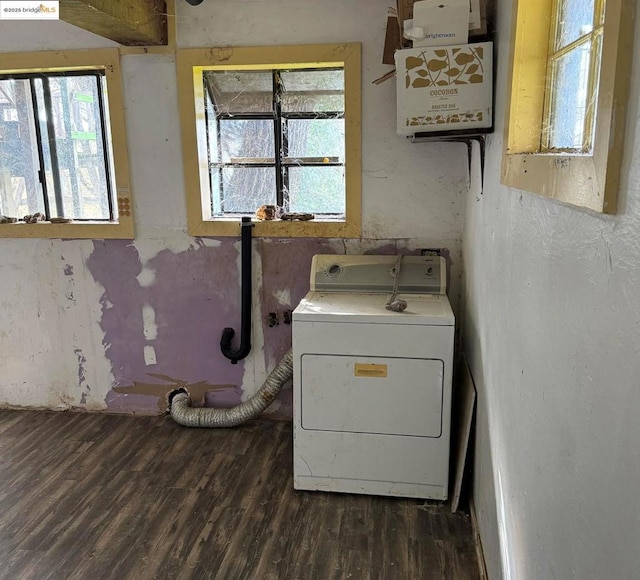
top-left (86, 239), bottom-right (246, 413)
top-left (136, 268), bottom-right (156, 287)
top-left (73, 347), bottom-right (91, 405)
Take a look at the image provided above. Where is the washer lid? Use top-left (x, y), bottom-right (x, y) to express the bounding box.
top-left (293, 292), bottom-right (454, 325)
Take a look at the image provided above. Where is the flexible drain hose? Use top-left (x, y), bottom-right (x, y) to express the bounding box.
top-left (167, 350), bottom-right (293, 428)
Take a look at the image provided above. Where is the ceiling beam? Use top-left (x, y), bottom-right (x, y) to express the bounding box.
top-left (60, 0), bottom-right (168, 46)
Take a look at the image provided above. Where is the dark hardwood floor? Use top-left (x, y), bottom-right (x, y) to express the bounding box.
top-left (0, 409), bottom-right (479, 580)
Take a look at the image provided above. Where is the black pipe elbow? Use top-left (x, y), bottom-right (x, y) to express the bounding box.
top-left (220, 327), bottom-right (251, 364)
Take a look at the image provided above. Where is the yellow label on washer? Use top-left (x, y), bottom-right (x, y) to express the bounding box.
top-left (354, 363), bottom-right (388, 378)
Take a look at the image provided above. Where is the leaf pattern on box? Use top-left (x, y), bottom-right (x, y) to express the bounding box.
top-left (407, 111), bottom-right (485, 127)
top-left (404, 45), bottom-right (486, 89)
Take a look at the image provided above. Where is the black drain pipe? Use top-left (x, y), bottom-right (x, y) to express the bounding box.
top-left (220, 217), bottom-right (254, 364)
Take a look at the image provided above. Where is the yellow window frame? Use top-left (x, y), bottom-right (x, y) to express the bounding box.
top-left (176, 43), bottom-right (362, 238)
top-left (0, 48), bottom-right (134, 239)
top-left (501, 0), bottom-right (635, 213)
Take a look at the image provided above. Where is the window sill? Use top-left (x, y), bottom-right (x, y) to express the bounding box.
top-left (501, 152), bottom-right (610, 214)
top-left (187, 217), bottom-right (360, 238)
top-left (0, 220), bottom-right (134, 239)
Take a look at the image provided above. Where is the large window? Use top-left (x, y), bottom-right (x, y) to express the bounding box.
top-left (177, 44), bottom-right (361, 238)
top-left (205, 68), bottom-right (345, 217)
top-left (502, 0), bottom-right (634, 213)
top-left (0, 49), bottom-right (133, 238)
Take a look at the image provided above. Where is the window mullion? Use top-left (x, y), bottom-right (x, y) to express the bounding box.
top-left (215, 120), bottom-right (224, 214)
top-left (549, 33), bottom-right (595, 61)
top-left (28, 78), bottom-right (52, 220)
top-left (282, 117), bottom-right (290, 210)
top-left (582, 28), bottom-right (603, 151)
top-left (273, 70), bottom-right (285, 208)
top-left (95, 74), bottom-right (115, 221)
top-left (40, 76), bottom-right (65, 218)
top-left (594, 0), bottom-right (606, 27)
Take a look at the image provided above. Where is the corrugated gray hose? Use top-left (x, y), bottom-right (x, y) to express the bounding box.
top-left (167, 349), bottom-right (293, 428)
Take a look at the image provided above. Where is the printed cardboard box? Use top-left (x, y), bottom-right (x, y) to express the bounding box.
top-left (395, 42), bottom-right (493, 134)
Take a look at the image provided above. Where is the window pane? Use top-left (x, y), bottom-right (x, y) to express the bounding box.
top-left (286, 118), bottom-right (345, 161)
top-left (206, 90), bottom-right (219, 164)
top-left (33, 78), bottom-right (55, 211)
top-left (205, 70), bottom-right (273, 115)
top-left (210, 169), bottom-right (221, 215)
top-left (281, 69), bottom-right (344, 112)
top-left (556, 0), bottom-right (595, 49)
top-left (0, 80), bottom-right (44, 218)
top-left (219, 119), bottom-right (275, 162)
top-left (217, 166), bottom-right (275, 214)
top-left (548, 41), bottom-right (595, 150)
top-left (288, 166), bottom-right (345, 214)
top-left (48, 75), bottom-right (110, 219)
top-left (0, 79), bottom-right (44, 217)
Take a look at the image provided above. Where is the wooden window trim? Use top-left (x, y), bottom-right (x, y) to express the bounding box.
top-left (501, 0), bottom-right (635, 213)
top-left (176, 43), bottom-right (362, 238)
top-left (0, 48), bottom-right (134, 239)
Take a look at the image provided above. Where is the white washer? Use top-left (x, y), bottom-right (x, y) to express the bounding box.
top-left (292, 255), bottom-right (455, 500)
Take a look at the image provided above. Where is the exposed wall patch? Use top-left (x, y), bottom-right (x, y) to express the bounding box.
top-left (73, 346), bottom-right (92, 406)
top-left (137, 267), bottom-right (156, 287)
top-left (142, 303), bottom-right (158, 341)
top-left (144, 345), bottom-right (157, 365)
top-left (88, 239), bottom-right (246, 413)
top-left (272, 289), bottom-right (291, 306)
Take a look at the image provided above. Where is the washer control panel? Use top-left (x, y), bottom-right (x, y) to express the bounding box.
top-left (310, 255), bottom-right (446, 294)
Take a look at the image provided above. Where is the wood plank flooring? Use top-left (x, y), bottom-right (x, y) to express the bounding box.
top-left (0, 410), bottom-right (479, 580)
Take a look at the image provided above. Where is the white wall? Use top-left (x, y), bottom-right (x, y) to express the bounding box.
top-left (0, 1), bottom-right (467, 413)
top-left (464, 2), bottom-right (640, 579)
